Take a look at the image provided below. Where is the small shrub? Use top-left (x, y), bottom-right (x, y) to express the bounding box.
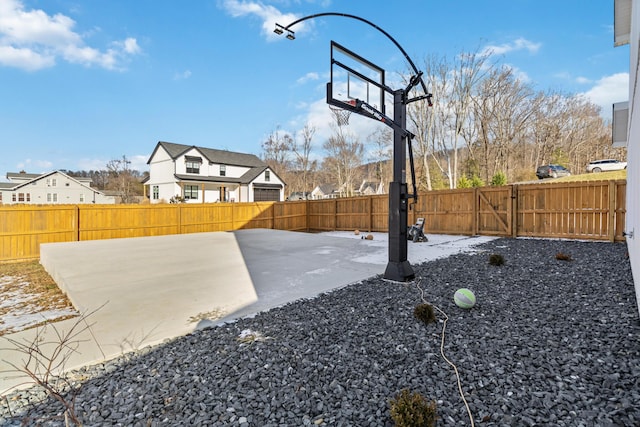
top-left (488, 253), bottom-right (505, 266)
top-left (457, 176), bottom-right (472, 188)
top-left (555, 252), bottom-right (573, 261)
top-left (470, 175), bottom-right (485, 188)
top-left (389, 389), bottom-right (437, 427)
top-left (413, 303), bottom-right (436, 326)
top-left (490, 171), bottom-right (507, 186)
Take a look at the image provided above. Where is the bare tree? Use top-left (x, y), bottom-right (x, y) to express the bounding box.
top-left (369, 126), bottom-right (393, 190)
top-left (291, 123), bottom-right (318, 195)
top-left (261, 126), bottom-right (293, 177)
top-left (448, 48), bottom-right (491, 186)
top-left (407, 54), bottom-right (446, 190)
top-left (106, 155), bottom-right (142, 203)
top-left (322, 124), bottom-right (364, 197)
top-left (471, 66), bottom-right (537, 182)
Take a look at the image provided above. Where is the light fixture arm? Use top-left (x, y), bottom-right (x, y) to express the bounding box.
top-left (275, 12), bottom-right (429, 101)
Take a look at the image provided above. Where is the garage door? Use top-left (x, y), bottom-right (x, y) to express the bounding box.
top-left (253, 188), bottom-right (280, 201)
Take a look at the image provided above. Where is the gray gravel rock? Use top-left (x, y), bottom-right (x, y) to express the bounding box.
top-left (1, 238), bottom-right (639, 426)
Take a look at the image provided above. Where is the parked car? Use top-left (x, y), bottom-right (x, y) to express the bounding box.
top-left (536, 164), bottom-right (571, 179)
top-left (585, 159), bottom-right (627, 173)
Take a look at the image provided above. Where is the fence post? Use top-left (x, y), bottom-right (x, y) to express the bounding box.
top-left (272, 202), bottom-right (276, 230)
top-left (333, 199), bottom-right (338, 231)
top-left (608, 180), bottom-right (616, 242)
top-left (177, 204), bottom-right (182, 235)
top-left (75, 205), bottom-right (80, 241)
top-left (472, 187), bottom-right (479, 235)
top-left (368, 196), bottom-right (373, 232)
top-left (306, 199), bottom-right (310, 232)
top-left (510, 185), bottom-right (518, 238)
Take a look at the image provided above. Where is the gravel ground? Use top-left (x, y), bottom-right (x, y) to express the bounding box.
top-left (1, 238), bottom-right (639, 426)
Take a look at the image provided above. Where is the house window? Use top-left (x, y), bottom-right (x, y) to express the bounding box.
top-left (47, 193), bottom-right (51, 202)
top-left (47, 193), bottom-right (58, 202)
top-left (18, 193), bottom-right (25, 202)
top-left (12, 194), bottom-right (17, 202)
top-left (185, 157), bottom-right (202, 174)
top-left (53, 193), bottom-right (58, 202)
top-left (220, 165), bottom-right (226, 177)
top-left (51, 178), bottom-right (57, 187)
top-left (80, 194), bottom-right (84, 202)
top-left (184, 185), bottom-right (199, 200)
top-left (152, 185), bottom-right (159, 200)
top-left (26, 193), bottom-right (30, 202)
top-left (265, 170), bottom-right (271, 182)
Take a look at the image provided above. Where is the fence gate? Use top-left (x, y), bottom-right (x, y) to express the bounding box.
top-left (475, 186), bottom-right (512, 236)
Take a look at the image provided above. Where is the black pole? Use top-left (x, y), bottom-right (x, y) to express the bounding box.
top-left (384, 90), bottom-right (414, 281)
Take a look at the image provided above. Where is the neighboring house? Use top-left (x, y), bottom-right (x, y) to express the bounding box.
top-left (356, 180), bottom-right (385, 196)
top-left (0, 171), bottom-right (114, 205)
top-left (615, 0), bottom-right (639, 314)
top-left (311, 184), bottom-right (338, 199)
top-left (286, 191), bottom-right (310, 201)
top-left (145, 141), bottom-right (285, 203)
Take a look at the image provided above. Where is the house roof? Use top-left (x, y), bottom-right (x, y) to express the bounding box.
top-left (175, 167), bottom-right (283, 189)
top-left (2, 170), bottom-right (104, 194)
top-left (149, 141), bottom-right (266, 168)
top-left (6, 172), bottom-right (40, 181)
top-left (313, 184), bottom-right (336, 195)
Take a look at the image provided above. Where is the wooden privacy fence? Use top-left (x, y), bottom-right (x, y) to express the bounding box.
top-left (0, 180), bottom-right (626, 261)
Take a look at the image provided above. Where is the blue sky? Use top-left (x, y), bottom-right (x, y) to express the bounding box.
top-left (0, 0), bottom-right (629, 179)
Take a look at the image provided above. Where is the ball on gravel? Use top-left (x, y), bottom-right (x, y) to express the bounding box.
top-left (454, 288), bottom-right (476, 309)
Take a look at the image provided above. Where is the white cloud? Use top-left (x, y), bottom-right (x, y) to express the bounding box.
top-left (580, 72), bottom-right (629, 118)
top-left (0, 0), bottom-right (141, 71)
top-left (220, 0), bottom-right (306, 40)
top-left (482, 37), bottom-right (541, 57)
top-left (129, 155), bottom-right (149, 172)
top-left (174, 70), bottom-right (192, 80)
top-left (296, 72), bottom-right (319, 85)
top-left (16, 158), bottom-right (53, 172)
top-left (0, 44), bottom-right (54, 70)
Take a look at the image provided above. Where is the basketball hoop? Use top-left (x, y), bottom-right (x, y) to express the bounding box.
top-left (329, 104), bottom-right (352, 126)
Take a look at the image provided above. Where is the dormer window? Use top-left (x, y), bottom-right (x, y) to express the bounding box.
top-left (185, 156), bottom-right (202, 174)
top-left (220, 165), bottom-right (226, 177)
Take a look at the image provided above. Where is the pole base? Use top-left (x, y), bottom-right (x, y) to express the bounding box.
top-left (384, 260), bottom-right (415, 282)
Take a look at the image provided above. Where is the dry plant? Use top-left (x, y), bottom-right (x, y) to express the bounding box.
top-left (0, 261), bottom-right (77, 336)
top-left (1, 305), bottom-right (105, 426)
top-left (555, 252), bottom-right (573, 261)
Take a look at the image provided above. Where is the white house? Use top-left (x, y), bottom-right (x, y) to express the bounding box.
top-left (0, 171), bottom-right (114, 205)
top-left (310, 184), bottom-right (338, 199)
top-left (615, 0), bottom-right (639, 314)
top-left (145, 141), bottom-right (285, 203)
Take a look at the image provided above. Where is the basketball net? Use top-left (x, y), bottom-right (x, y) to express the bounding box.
top-left (329, 104), bottom-right (352, 127)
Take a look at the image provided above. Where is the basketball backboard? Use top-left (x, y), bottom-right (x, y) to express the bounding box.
top-left (327, 41), bottom-right (387, 115)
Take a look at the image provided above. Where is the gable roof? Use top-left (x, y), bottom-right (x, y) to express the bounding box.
top-left (2, 170), bottom-right (103, 193)
top-left (148, 141), bottom-right (266, 168)
top-left (313, 184), bottom-right (337, 195)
